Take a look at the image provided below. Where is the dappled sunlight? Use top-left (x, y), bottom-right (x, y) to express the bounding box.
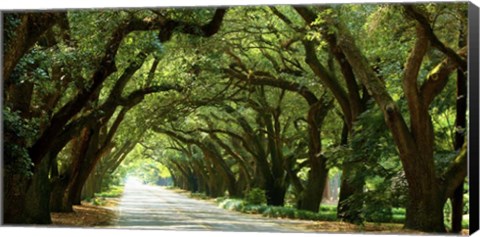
top-left (114, 184), bottom-right (300, 232)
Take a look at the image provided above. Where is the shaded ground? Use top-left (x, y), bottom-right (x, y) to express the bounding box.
top-left (112, 180), bottom-right (297, 232)
top-left (51, 200), bottom-right (118, 227)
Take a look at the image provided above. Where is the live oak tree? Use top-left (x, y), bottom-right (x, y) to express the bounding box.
top-left (311, 4), bottom-right (467, 232)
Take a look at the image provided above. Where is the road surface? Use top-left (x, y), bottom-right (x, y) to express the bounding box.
top-left (112, 179), bottom-right (314, 232)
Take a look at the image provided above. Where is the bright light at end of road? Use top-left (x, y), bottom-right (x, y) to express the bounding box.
top-left (125, 176), bottom-right (143, 187)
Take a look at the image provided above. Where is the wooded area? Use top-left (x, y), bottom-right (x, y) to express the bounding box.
top-left (3, 3), bottom-right (469, 233)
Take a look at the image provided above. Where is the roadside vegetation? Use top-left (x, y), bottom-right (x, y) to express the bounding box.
top-left (183, 187), bottom-right (469, 231)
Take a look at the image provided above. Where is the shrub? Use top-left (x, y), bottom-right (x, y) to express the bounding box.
top-left (243, 204), bottom-right (268, 214)
top-left (95, 186), bottom-right (124, 198)
top-left (92, 197), bottom-right (106, 206)
top-left (215, 196), bottom-right (227, 204)
top-left (320, 204), bottom-right (337, 212)
top-left (219, 199), bottom-right (245, 211)
top-left (244, 188), bottom-right (267, 205)
top-left (219, 198), bottom-right (338, 222)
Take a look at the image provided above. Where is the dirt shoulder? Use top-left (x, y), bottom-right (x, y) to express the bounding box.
top-left (51, 198), bottom-right (119, 227)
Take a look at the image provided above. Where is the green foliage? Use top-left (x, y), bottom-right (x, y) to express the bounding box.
top-left (3, 13), bottom-right (21, 48)
top-left (189, 192), bottom-right (209, 200)
top-left (219, 198), bottom-right (245, 211)
top-left (244, 188), bottom-right (267, 205)
top-left (95, 185), bottom-right (124, 198)
top-left (92, 197), bottom-right (106, 206)
top-left (3, 107), bottom-right (37, 177)
top-left (219, 198), bottom-right (337, 221)
top-left (330, 103), bottom-right (409, 224)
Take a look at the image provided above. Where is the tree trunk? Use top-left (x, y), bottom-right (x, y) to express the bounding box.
top-left (50, 175), bottom-right (73, 212)
top-left (300, 158), bottom-right (328, 212)
top-left (299, 100), bottom-right (331, 212)
top-left (81, 171), bottom-right (100, 201)
top-left (3, 169), bottom-right (30, 223)
top-left (337, 161), bottom-right (364, 223)
top-left (404, 181), bottom-right (446, 232)
top-left (23, 157), bottom-right (53, 224)
top-left (323, 177), bottom-right (330, 201)
top-left (203, 142), bottom-right (238, 197)
top-left (451, 185), bottom-right (464, 232)
top-left (68, 129), bottom-right (106, 205)
top-left (265, 182), bottom-right (287, 206)
top-left (96, 171), bottom-right (106, 193)
top-left (336, 122), bottom-right (363, 222)
top-left (6, 81), bottom-right (34, 118)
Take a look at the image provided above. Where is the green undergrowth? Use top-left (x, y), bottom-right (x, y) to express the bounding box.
top-left (95, 185), bottom-right (124, 198)
top-left (181, 189), bottom-right (468, 230)
top-left (85, 185), bottom-right (124, 206)
top-left (189, 192), bottom-right (210, 200)
top-left (218, 199), bottom-right (337, 221)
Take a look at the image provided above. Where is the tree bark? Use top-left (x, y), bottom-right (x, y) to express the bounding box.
top-left (23, 156), bottom-right (53, 223)
top-left (299, 100), bottom-right (331, 212)
top-left (50, 175), bottom-right (72, 212)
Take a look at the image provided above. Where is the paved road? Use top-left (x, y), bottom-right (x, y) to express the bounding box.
top-left (112, 179), bottom-right (313, 232)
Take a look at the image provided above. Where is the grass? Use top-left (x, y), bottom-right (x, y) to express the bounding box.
top-left (95, 185), bottom-right (124, 198)
top-left (86, 185), bottom-right (125, 206)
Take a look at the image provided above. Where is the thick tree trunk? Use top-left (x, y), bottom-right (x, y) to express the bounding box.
top-left (68, 129), bottom-right (110, 205)
top-left (206, 171), bottom-right (221, 198)
top-left (6, 81), bottom-right (34, 118)
top-left (81, 171), bottom-right (101, 201)
top-left (50, 175), bottom-right (73, 212)
top-left (23, 157), bottom-right (53, 224)
top-left (404, 182), bottom-right (446, 232)
top-left (337, 161), bottom-right (364, 223)
top-left (451, 185), bottom-right (464, 232)
top-left (300, 159), bottom-right (328, 212)
top-left (265, 182), bottom-right (287, 206)
top-left (3, 170), bottom-right (30, 223)
top-left (299, 100), bottom-right (331, 212)
top-left (235, 170), bottom-right (249, 198)
top-left (336, 122), bottom-right (363, 222)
